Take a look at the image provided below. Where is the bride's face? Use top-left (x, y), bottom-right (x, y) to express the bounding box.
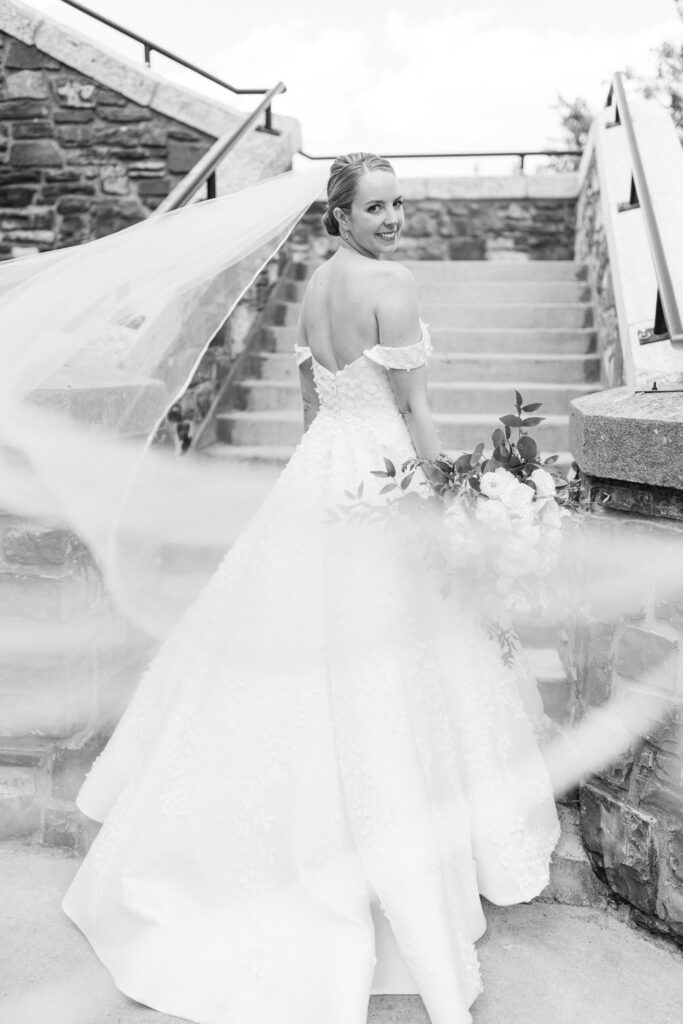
top-left (340, 170), bottom-right (404, 259)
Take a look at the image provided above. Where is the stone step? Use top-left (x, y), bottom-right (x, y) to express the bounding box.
top-left (284, 279), bottom-right (593, 304)
top-left (402, 259), bottom-right (590, 282)
top-left (216, 410), bottom-right (571, 450)
top-left (537, 803), bottom-right (612, 908)
top-left (263, 325), bottom-right (598, 356)
top-left (240, 379), bottom-right (598, 415)
top-left (271, 299), bottom-right (594, 330)
top-left (200, 443), bottom-right (296, 465)
top-left (203, 443), bottom-right (576, 477)
top-left (516, 619), bottom-right (566, 649)
top-left (294, 259), bottom-right (588, 282)
top-left (254, 351), bottom-right (601, 384)
top-left (525, 646), bottom-right (571, 724)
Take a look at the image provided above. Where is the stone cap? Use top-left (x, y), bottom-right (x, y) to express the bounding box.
top-left (0, 0), bottom-right (301, 149)
top-left (570, 387), bottom-right (683, 490)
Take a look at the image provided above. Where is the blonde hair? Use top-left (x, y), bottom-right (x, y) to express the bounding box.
top-left (322, 152), bottom-right (395, 236)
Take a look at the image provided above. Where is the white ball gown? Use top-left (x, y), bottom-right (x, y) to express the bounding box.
top-left (62, 321), bottom-right (560, 1024)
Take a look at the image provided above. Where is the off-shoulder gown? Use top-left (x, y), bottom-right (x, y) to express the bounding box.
top-left (62, 322), bottom-right (560, 1024)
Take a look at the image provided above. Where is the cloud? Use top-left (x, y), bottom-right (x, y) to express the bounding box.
top-left (215, 9), bottom-right (682, 162)
top-left (22, 0), bottom-right (683, 171)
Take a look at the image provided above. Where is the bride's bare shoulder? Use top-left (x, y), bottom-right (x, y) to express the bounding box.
top-left (371, 260), bottom-right (417, 299)
top-left (372, 260), bottom-right (418, 308)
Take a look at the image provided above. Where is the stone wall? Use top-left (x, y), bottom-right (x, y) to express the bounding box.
top-left (0, 519), bottom-right (150, 848)
top-left (568, 391), bottom-right (683, 943)
top-left (0, 31), bottom-right (215, 256)
top-left (289, 175), bottom-right (579, 263)
top-left (574, 150), bottom-right (623, 388)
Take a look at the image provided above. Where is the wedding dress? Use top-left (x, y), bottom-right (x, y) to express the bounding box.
top-left (62, 320), bottom-right (561, 1024)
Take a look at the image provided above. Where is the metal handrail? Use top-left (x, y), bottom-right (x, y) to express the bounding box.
top-left (153, 82), bottom-right (287, 214)
top-left (607, 71), bottom-right (683, 347)
top-left (59, 0), bottom-right (270, 95)
top-left (299, 148), bottom-right (582, 173)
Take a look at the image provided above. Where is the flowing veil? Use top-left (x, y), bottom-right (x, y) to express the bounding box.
top-left (0, 166), bottom-right (327, 660)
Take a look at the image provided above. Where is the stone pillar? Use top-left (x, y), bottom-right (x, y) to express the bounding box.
top-left (569, 388), bottom-right (683, 943)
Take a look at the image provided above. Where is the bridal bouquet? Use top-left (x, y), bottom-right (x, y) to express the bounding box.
top-left (337, 391), bottom-right (577, 664)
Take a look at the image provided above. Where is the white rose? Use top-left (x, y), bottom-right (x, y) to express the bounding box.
top-left (479, 467), bottom-right (517, 500)
top-left (540, 496), bottom-right (562, 529)
top-left (500, 480), bottom-right (535, 516)
top-left (474, 498), bottom-right (511, 531)
top-left (530, 467), bottom-right (556, 499)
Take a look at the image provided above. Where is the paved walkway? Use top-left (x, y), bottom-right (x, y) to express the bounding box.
top-left (1, 841), bottom-right (682, 1024)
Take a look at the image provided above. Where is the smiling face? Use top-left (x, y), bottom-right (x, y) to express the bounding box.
top-left (335, 169), bottom-right (404, 259)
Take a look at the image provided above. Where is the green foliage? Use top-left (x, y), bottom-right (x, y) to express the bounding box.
top-left (360, 390), bottom-right (575, 508)
top-left (544, 95), bottom-right (593, 172)
top-left (640, 34), bottom-right (683, 137)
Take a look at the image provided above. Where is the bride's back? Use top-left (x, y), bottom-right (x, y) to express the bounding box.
top-left (300, 253), bottom-right (393, 373)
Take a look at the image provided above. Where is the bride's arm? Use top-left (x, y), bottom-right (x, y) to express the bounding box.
top-left (374, 265), bottom-right (442, 462)
top-left (295, 313), bottom-right (320, 432)
top-left (299, 356), bottom-right (320, 432)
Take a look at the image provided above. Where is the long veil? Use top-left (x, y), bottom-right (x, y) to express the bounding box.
top-left (0, 167), bottom-right (327, 723)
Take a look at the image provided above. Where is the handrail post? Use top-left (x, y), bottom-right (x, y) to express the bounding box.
top-left (153, 81), bottom-right (287, 214)
top-left (144, 42), bottom-right (152, 67)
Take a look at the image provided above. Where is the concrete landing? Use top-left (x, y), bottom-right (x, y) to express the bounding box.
top-left (1, 842), bottom-right (681, 1024)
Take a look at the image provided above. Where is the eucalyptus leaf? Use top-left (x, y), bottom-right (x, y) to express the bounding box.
top-left (518, 435), bottom-right (538, 460)
top-left (470, 442), bottom-right (485, 467)
top-left (522, 402), bottom-right (543, 412)
top-left (500, 414), bottom-right (523, 427)
top-left (384, 457), bottom-right (396, 477)
top-left (522, 416), bottom-right (545, 427)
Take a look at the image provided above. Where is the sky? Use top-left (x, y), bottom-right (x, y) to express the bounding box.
top-left (26, 0), bottom-right (683, 175)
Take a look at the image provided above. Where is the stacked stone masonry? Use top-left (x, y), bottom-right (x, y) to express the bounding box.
top-left (574, 151), bottom-right (623, 388)
top-left (0, 516), bottom-right (151, 847)
top-left (563, 486), bottom-right (683, 944)
top-left (0, 31), bottom-right (215, 257)
top-left (291, 191), bottom-right (577, 265)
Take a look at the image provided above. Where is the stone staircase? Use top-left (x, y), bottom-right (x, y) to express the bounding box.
top-left (207, 258), bottom-right (601, 464)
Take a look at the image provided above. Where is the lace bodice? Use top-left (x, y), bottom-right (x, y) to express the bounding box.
top-left (294, 320), bottom-right (433, 422)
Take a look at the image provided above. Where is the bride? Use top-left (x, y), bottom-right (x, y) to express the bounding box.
top-left (62, 152), bottom-right (560, 1024)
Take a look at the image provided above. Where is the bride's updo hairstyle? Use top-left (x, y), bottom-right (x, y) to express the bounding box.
top-left (322, 152), bottom-right (396, 236)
